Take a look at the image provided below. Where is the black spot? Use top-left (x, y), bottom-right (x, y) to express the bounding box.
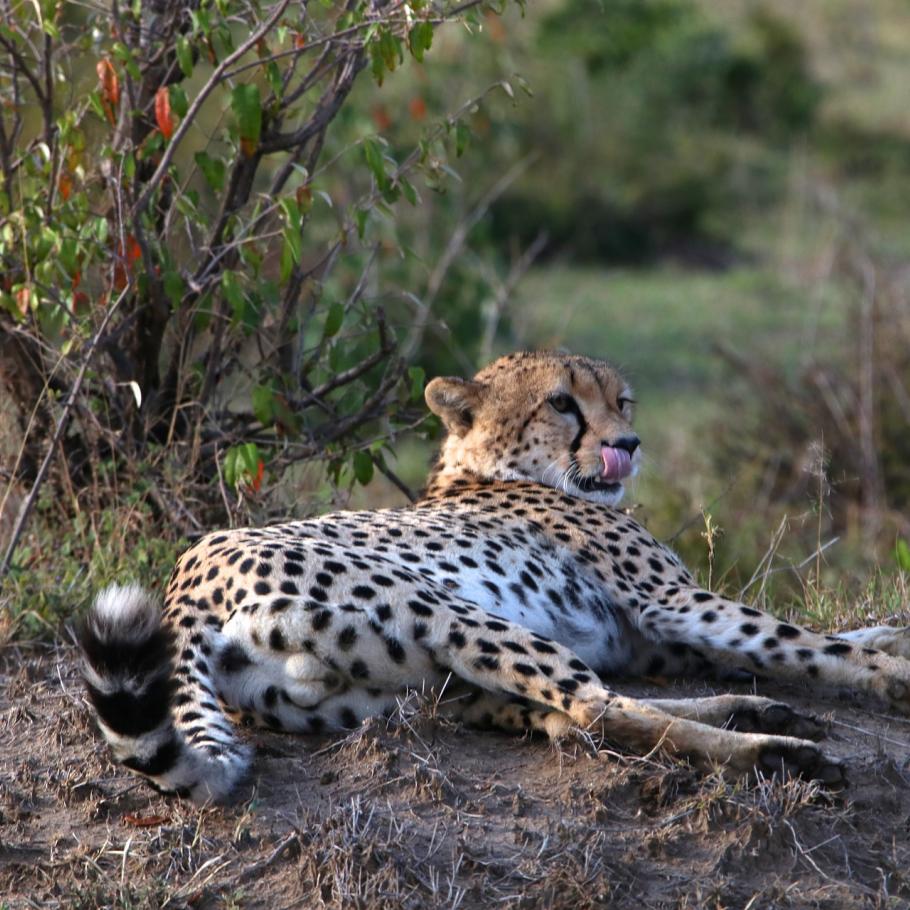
top-left (386, 638), bottom-right (406, 663)
top-left (269, 628), bottom-right (286, 651)
top-left (311, 610), bottom-right (332, 632)
top-left (339, 707), bottom-right (359, 728)
top-left (824, 642), bottom-right (852, 656)
top-left (263, 686), bottom-right (278, 708)
top-left (350, 660), bottom-right (370, 679)
top-left (254, 581), bottom-right (272, 596)
top-left (352, 585), bottom-right (376, 600)
top-left (448, 629), bottom-right (467, 649)
top-left (338, 626), bottom-right (357, 650)
top-left (371, 574), bottom-right (395, 588)
top-left (284, 562), bottom-right (305, 576)
top-left (219, 642), bottom-right (252, 673)
top-left (701, 611), bottom-right (717, 623)
top-left (740, 623), bottom-right (759, 636)
top-left (239, 558), bottom-right (254, 574)
top-left (740, 606), bottom-right (761, 617)
top-left (475, 656), bottom-right (500, 671)
top-left (776, 623), bottom-right (801, 639)
top-left (256, 562), bottom-right (272, 578)
top-left (531, 640), bottom-right (557, 655)
top-left (375, 604), bottom-right (392, 622)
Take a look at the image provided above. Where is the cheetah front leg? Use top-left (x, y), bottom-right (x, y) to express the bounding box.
top-left (637, 586), bottom-right (910, 714)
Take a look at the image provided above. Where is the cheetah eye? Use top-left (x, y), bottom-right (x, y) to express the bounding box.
top-left (617, 395), bottom-right (635, 411)
top-left (548, 393), bottom-right (576, 414)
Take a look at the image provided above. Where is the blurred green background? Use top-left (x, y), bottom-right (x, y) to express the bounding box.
top-left (340, 0), bottom-right (910, 600)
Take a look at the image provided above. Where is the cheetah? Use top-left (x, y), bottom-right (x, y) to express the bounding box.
top-left (80, 351), bottom-right (910, 802)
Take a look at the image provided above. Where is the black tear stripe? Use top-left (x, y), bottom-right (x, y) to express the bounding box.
top-left (566, 400), bottom-right (588, 454)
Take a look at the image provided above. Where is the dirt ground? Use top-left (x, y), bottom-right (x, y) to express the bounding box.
top-left (3, 645), bottom-right (910, 910)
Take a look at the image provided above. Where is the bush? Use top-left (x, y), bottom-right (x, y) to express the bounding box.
top-left (0, 0), bottom-right (511, 576)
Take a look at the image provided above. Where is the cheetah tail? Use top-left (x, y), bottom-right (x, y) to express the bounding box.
top-left (78, 584), bottom-right (251, 802)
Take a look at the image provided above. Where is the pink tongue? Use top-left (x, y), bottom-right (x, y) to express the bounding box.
top-left (601, 446), bottom-right (632, 482)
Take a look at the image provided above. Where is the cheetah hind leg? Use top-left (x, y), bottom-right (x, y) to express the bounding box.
top-left (448, 688), bottom-right (843, 786)
top-left (640, 694), bottom-right (828, 741)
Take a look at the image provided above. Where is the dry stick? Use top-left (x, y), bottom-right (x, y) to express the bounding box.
top-left (0, 289), bottom-right (128, 581)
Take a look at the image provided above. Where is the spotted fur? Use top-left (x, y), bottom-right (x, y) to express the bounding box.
top-left (80, 351), bottom-right (910, 801)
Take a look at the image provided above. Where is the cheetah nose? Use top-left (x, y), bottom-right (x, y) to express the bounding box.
top-left (601, 445), bottom-right (633, 482)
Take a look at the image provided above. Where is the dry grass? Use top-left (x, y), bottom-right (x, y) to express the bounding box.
top-left (4, 645), bottom-right (910, 909)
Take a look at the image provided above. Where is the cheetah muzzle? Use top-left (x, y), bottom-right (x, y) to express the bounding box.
top-left (80, 350), bottom-right (909, 802)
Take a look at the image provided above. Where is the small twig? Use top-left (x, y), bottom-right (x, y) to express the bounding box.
top-left (374, 458), bottom-right (417, 503)
top-left (0, 288), bottom-right (128, 581)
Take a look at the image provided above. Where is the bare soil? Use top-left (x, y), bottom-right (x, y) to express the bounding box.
top-left (3, 645), bottom-right (910, 909)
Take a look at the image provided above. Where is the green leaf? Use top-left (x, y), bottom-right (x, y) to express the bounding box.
top-left (221, 269), bottom-right (245, 321)
top-left (266, 61), bottom-right (283, 99)
top-left (355, 208), bottom-right (369, 239)
top-left (455, 122), bottom-right (471, 157)
top-left (194, 151), bottom-right (225, 191)
top-left (362, 137), bottom-right (388, 191)
top-left (352, 450), bottom-right (374, 486)
top-left (408, 366), bottom-right (425, 401)
top-left (323, 301), bottom-right (344, 337)
top-left (223, 442), bottom-right (261, 489)
top-left (897, 538), bottom-right (910, 572)
top-left (252, 385), bottom-right (275, 426)
top-left (400, 177), bottom-right (418, 206)
top-left (232, 83), bottom-right (262, 145)
top-left (408, 21), bottom-right (433, 62)
top-left (176, 36), bottom-right (193, 77)
top-left (169, 84), bottom-right (188, 118)
top-left (163, 270), bottom-right (185, 306)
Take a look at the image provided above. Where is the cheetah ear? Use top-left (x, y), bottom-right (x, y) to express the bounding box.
top-left (425, 377), bottom-right (486, 436)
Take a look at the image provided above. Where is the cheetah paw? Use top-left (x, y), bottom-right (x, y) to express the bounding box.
top-left (756, 741), bottom-right (846, 788)
top-left (728, 702), bottom-right (828, 741)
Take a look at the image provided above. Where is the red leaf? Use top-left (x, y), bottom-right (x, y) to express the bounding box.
top-left (371, 104), bottom-right (392, 132)
top-left (58, 172), bottom-right (73, 200)
top-left (72, 291), bottom-right (90, 314)
top-left (155, 87), bottom-right (175, 140)
top-left (408, 96), bottom-right (427, 122)
top-left (250, 459), bottom-right (264, 492)
top-left (15, 287), bottom-right (30, 316)
top-left (96, 58), bottom-right (120, 124)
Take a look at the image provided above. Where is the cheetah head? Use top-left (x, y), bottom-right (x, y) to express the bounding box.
top-left (425, 351), bottom-right (640, 505)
